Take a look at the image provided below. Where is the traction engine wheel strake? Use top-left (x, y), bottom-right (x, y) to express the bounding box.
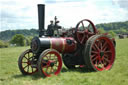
top-left (18, 49), bottom-right (38, 75)
top-left (38, 49), bottom-right (62, 77)
top-left (85, 35), bottom-right (115, 71)
top-left (75, 19), bottom-right (97, 44)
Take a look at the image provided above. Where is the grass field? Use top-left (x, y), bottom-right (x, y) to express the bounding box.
top-left (0, 39), bottom-right (128, 85)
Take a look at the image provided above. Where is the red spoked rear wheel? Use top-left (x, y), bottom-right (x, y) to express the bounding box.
top-left (38, 49), bottom-right (62, 77)
top-left (18, 49), bottom-right (38, 75)
top-left (84, 35), bottom-right (115, 71)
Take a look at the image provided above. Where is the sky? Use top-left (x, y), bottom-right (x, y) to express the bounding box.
top-left (0, 0), bottom-right (128, 31)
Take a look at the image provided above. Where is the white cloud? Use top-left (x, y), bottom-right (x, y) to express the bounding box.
top-left (0, 0), bottom-right (44, 31)
top-left (45, 0), bottom-right (128, 27)
top-left (112, 0), bottom-right (128, 9)
top-left (0, 0), bottom-right (128, 31)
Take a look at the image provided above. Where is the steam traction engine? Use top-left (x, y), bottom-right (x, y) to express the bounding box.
top-left (18, 4), bottom-right (116, 77)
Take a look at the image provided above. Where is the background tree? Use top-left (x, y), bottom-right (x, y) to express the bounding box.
top-left (0, 40), bottom-right (9, 48)
top-left (120, 28), bottom-right (127, 34)
top-left (97, 28), bottom-right (106, 34)
top-left (25, 36), bottom-right (33, 46)
top-left (10, 34), bottom-right (25, 46)
top-left (108, 30), bottom-right (116, 37)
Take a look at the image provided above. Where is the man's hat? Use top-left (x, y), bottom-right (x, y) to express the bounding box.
top-left (50, 20), bottom-right (53, 23)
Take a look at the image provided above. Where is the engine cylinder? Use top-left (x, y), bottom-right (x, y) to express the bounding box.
top-left (31, 37), bottom-right (77, 54)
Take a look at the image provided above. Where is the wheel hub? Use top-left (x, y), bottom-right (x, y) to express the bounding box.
top-left (100, 51), bottom-right (104, 58)
top-left (47, 60), bottom-right (55, 67)
top-left (27, 61), bottom-right (31, 65)
top-left (50, 62), bottom-right (55, 67)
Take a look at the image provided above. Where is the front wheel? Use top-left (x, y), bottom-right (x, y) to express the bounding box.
top-left (38, 49), bottom-right (62, 77)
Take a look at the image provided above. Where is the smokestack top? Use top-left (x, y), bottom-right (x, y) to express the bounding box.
top-left (38, 4), bottom-right (45, 6)
top-left (38, 4), bottom-right (45, 37)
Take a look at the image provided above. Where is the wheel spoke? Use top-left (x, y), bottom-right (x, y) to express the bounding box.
top-left (28, 57), bottom-right (33, 60)
top-left (102, 41), bottom-right (107, 50)
top-left (24, 56), bottom-right (28, 60)
top-left (91, 54), bottom-right (97, 58)
top-left (81, 35), bottom-right (86, 44)
top-left (92, 45), bottom-right (97, 51)
top-left (28, 53), bottom-right (30, 58)
top-left (104, 50), bottom-right (112, 54)
top-left (99, 40), bottom-right (103, 50)
top-left (102, 59), bottom-right (105, 69)
top-left (32, 67), bottom-right (33, 73)
top-left (104, 57), bottom-right (110, 63)
top-left (95, 60), bottom-right (98, 66)
top-left (48, 54), bottom-right (51, 60)
top-left (54, 64), bottom-right (58, 67)
top-left (91, 51), bottom-right (98, 54)
top-left (53, 60), bottom-right (57, 64)
top-left (31, 66), bottom-right (33, 73)
top-left (42, 59), bottom-right (47, 63)
top-left (22, 62), bottom-right (28, 63)
top-left (50, 67), bottom-right (54, 73)
top-left (100, 60), bottom-right (103, 65)
top-left (45, 55), bottom-right (49, 60)
top-left (104, 54), bottom-right (108, 57)
top-left (97, 40), bottom-right (102, 50)
top-left (81, 21), bottom-right (85, 29)
top-left (53, 67), bottom-right (57, 73)
top-left (103, 46), bottom-right (108, 51)
top-left (97, 60), bottom-right (101, 65)
top-left (54, 56), bottom-right (57, 61)
top-left (23, 64), bottom-right (28, 69)
top-left (92, 56), bottom-right (98, 62)
top-left (27, 65), bottom-right (29, 72)
top-left (94, 43), bottom-right (100, 51)
top-left (88, 24), bottom-right (90, 29)
top-left (86, 34), bottom-right (89, 39)
top-left (45, 67), bottom-right (49, 74)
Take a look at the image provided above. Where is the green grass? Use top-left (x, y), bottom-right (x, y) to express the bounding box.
top-left (0, 39), bottom-right (128, 85)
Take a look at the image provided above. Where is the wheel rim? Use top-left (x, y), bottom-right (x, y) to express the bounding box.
top-left (91, 37), bottom-right (115, 71)
top-left (20, 50), bottom-right (38, 74)
top-left (40, 50), bottom-right (62, 77)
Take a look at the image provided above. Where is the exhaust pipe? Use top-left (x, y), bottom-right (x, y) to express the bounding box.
top-left (38, 4), bottom-right (45, 37)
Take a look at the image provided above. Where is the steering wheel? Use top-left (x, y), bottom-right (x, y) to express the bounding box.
top-left (75, 19), bottom-right (97, 44)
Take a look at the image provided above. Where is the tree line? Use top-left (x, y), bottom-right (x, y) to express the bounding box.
top-left (0, 29), bottom-right (38, 41)
top-left (96, 21), bottom-right (128, 34)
